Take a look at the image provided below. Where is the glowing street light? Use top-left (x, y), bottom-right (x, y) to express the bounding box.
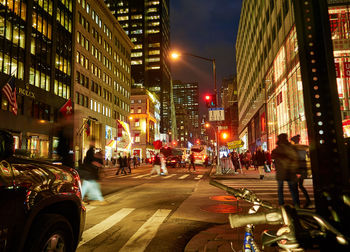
top-left (171, 52), bottom-right (180, 59)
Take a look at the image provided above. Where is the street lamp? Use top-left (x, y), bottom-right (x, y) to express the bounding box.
top-left (171, 51), bottom-right (221, 173)
top-left (170, 51), bottom-right (218, 104)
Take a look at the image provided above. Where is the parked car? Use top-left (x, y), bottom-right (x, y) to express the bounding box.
top-left (0, 130), bottom-right (86, 252)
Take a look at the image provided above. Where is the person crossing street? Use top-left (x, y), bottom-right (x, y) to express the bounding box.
top-left (188, 153), bottom-right (196, 172)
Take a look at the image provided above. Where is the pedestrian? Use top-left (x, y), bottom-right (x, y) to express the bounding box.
top-left (271, 133), bottom-right (300, 207)
top-left (255, 146), bottom-right (266, 179)
top-left (160, 153), bottom-right (168, 175)
top-left (80, 138), bottom-right (107, 205)
top-left (116, 153), bottom-right (127, 175)
top-left (127, 154), bottom-right (132, 174)
top-left (245, 150), bottom-right (252, 170)
top-left (133, 156), bottom-right (137, 169)
top-left (291, 135), bottom-right (311, 208)
top-left (56, 123), bottom-right (74, 168)
top-left (189, 152), bottom-right (196, 172)
top-left (232, 151), bottom-right (241, 174)
top-left (150, 153), bottom-right (161, 175)
top-left (265, 150), bottom-right (272, 172)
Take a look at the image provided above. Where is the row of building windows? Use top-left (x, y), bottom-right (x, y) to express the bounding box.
top-left (103, 39), bottom-right (112, 56)
top-left (32, 11), bottom-right (52, 39)
top-left (76, 51), bottom-right (89, 70)
top-left (76, 71), bottom-right (89, 89)
top-left (29, 68), bottom-right (50, 91)
top-left (0, 17), bottom-right (25, 49)
top-left (1, 0), bottom-right (26, 21)
top-left (0, 54), bottom-right (24, 79)
top-left (55, 54), bottom-right (71, 75)
top-left (76, 91), bottom-right (89, 108)
top-left (56, 7), bottom-right (72, 32)
top-left (90, 98), bottom-right (111, 117)
top-left (78, 11), bottom-right (90, 32)
top-left (54, 79), bottom-right (70, 99)
top-left (59, 0), bottom-right (72, 12)
top-left (35, 0), bottom-right (53, 15)
top-left (77, 31), bottom-right (89, 51)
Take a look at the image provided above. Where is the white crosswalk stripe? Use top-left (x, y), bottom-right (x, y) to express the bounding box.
top-left (79, 208), bottom-right (135, 247)
top-left (195, 175), bottom-right (203, 180)
top-left (163, 174), bottom-right (176, 179)
top-left (178, 174), bottom-right (190, 179)
top-left (119, 209), bottom-right (172, 252)
top-left (134, 174), bottom-right (150, 178)
top-left (219, 180), bottom-right (314, 203)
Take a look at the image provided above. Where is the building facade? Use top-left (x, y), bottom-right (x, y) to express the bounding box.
top-left (104, 0), bottom-right (171, 133)
top-left (220, 75), bottom-right (239, 141)
top-left (173, 80), bottom-right (200, 143)
top-left (236, 0), bottom-right (350, 151)
top-left (129, 86), bottom-right (160, 159)
top-left (0, 0), bottom-right (74, 158)
top-left (73, 0), bottom-right (133, 162)
top-left (174, 103), bottom-right (190, 148)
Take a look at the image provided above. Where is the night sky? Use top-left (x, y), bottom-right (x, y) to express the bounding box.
top-left (170, 0), bottom-right (242, 113)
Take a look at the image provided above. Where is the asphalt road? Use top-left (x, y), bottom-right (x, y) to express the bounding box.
top-left (77, 165), bottom-right (216, 252)
top-left (77, 165), bottom-right (315, 252)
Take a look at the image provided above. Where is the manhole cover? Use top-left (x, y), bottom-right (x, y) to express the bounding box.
top-left (210, 195), bottom-right (238, 202)
top-left (200, 204), bottom-right (242, 213)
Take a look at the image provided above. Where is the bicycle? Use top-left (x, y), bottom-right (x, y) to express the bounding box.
top-left (210, 180), bottom-right (349, 252)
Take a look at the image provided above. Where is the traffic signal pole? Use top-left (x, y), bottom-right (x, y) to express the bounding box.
top-left (293, 0), bottom-right (349, 245)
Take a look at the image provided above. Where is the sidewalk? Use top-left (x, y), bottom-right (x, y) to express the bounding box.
top-left (210, 166), bottom-right (276, 180)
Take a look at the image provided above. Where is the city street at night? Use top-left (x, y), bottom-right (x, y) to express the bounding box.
top-left (1, 0), bottom-right (350, 251)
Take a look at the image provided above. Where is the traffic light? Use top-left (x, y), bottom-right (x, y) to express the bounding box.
top-left (220, 132), bottom-right (229, 140)
top-left (204, 94), bottom-right (216, 107)
top-left (196, 139), bottom-right (200, 144)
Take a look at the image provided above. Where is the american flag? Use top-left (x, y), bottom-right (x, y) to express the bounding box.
top-left (2, 76), bottom-right (18, 115)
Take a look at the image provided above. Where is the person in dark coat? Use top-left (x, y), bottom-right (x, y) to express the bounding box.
top-left (291, 135), bottom-right (311, 208)
top-left (189, 153), bottom-right (196, 172)
top-left (116, 153), bottom-right (127, 175)
top-left (255, 146), bottom-right (266, 179)
top-left (271, 133), bottom-right (300, 207)
top-left (127, 154), bottom-right (132, 174)
top-left (80, 138), bottom-right (107, 205)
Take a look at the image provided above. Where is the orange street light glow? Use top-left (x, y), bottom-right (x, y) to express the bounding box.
top-left (129, 116), bottom-right (133, 120)
top-left (205, 123), bottom-right (210, 128)
top-left (171, 52), bottom-right (180, 59)
top-left (222, 133), bottom-right (228, 139)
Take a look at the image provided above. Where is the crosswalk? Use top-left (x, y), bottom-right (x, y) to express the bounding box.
top-left (79, 207), bottom-right (172, 251)
top-left (219, 179), bottom-right (314, 205)
top-left (104, 172), bottom-right (205, 181)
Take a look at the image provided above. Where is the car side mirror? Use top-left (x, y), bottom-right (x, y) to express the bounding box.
top-left (0, 130), bottom-right (14, 159)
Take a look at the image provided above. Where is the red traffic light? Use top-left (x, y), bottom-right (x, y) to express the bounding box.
top-left (196, 139), bottom-right (200, 144)
top-left (205, 95), bottom-right (211, 101)
top-left (204, 94), bottom-right (216, 108)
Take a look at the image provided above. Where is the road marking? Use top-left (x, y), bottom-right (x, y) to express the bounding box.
top-left (119, 209), bottom-right (172, 252)
top-left (163, 174), bottom-right (176, 179)
top-left (78, 208), bottom-right (135, 247)
top-left (146, 174), bottom-right (160, 179)
top-left (178, 174), bottom-right (190, 179)
top-left (134, 174), bottom-right (150, 178)
top-left (195, 175), bottom-right (203, 180)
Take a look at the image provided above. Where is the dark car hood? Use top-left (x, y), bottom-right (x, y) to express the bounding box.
top-left (1, 156), bottom-right (80, 209)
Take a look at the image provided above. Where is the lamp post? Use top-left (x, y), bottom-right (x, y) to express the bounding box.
top-left (172, 51), bottom-right (221, 173)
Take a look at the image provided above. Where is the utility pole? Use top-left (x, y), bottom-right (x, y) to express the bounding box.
top-left (293, 0), bottom-right (350, 247)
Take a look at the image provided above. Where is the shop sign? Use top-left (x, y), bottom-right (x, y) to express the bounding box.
top-left (18, 84), bottom-right (35, 99)
top-left (343, 62), bottom-right (350, 78)
top-left (209, 107), bottom-right (225, 121)
top-left (227, 140), bottom-right (244, 149)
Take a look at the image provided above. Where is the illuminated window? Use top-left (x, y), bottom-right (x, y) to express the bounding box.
top-left (149, 50), bottom-right (160, 55)
top-left (118, 16), bottom-right (129, 21)
top-left (134, 44), bottom-right (142, 49)
top-left (131, 37), bottom-right (137, 42)
top-left (148, 57), bottom-right (160, 62)
top-left (149, 22), bottom-right (160, 26)
top-left (148, 15), bottom-right (160, 20)
top-left (149, 43), bottom-right (160, 48)
top-left (131, 60), bottom-right (142, 65)
top-left (131, 29), bottom-right (142, 34)
top-left (147, 29), bottom-right (159, 34)
top-left (148, 8), bottom-right (157, 12)
top-left (132, 52), bottom-right (143, 57)
top-left (147, 66), bottom-right (160, 70)
top-left (131, 15), bottom-right (142, 20)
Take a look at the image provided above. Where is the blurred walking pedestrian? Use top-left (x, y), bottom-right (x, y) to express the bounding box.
top-left (291, 135), bottom-right (311, 208)
top-left (255, 146), bottom-right (266, 179)
top-left (150, 153), bottom-right (161, 175)
top-left (115, 153), bottom-right (127, 175)
top-left (160, 153), bottom-right (168, 175)
top-left (80, 138), bottom-right (107, 205)
top-left (272, 133), bottom-right (300, 207)
top-left (127, 154), bottom-right (132, 174)
top-left (189, 153), bottom-right (196, 172)
top-left (133, 156), bottom-right (137, 169)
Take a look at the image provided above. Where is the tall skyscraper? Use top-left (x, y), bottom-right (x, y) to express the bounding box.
top-left (0, 0), bottom-right (74, 158)
top-left (105, 0), bottom-right (171, 133)
top-left (73, 0), bottom-right (133, 162)
top-left (173, 80), bottom-right (199, 143)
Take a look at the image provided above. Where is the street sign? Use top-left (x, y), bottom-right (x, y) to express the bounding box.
top-left (227, 140), bottom-right (244, 149)
top-left (208, 107), bottom-right (225, 121)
